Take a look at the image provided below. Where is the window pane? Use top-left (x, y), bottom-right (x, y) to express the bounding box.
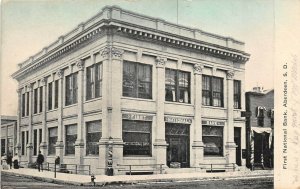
top-left (86, 66), bottom-right (94, 100)
top-left (54, 80), bottom-right (59, 109)
top-left (65, 125), bottom-right (77, 155)
top-left (86, 120), bottom-right (102, 155)
top-left (95, 63), bottom-right (102, 98)
top-left (26, 92), bottom-right (29, 116)
top-left (34, 88), bottom-right (38, 113)
top-left (123, 61), bottom-right (137, 97)
top-left (73, 73), bottom-right (78, 103)
top-left (138, 64), bottom-right (152, 99)
top-left (234, 80), bottom-right (241, 109)
top-left (22, 93), bottom-right (26, 117)
top-left (48, 82), bottom-right (53, 110)
top-left (39, 87), bottom-right (43, 112)
top-left (65, 75), bottom-right (72, 105)
top-left (122, 120), bottom-right (151, 156)
top-left (203, 126), bottom-right (223, 156)
top-left (165, 69), bottom-right (177, 102)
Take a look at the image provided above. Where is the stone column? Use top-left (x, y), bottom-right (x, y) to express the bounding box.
top-left (75, 60), bottom-right (85, 166)
top-left (15, 88), bottom-right (22, 157)
top-left (153, 57), bottom-right (168, 167)
top-left (225, 70), bottom-right (236, 167)
top-left (27, 84), bottom-right (34, 164)
top-left (192, 63), bottom-right (205, 167)
top-left (40, 77), bottom-right (47, 159)
top-left (55, 69), bottom-right (64, 160)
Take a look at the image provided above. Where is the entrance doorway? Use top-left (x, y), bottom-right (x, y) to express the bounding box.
top-left (234, 127), bottom-right (242, 166)
top-left (165, 123), bottom-right (190, 168)
top-left (254, 132), bottom-right (272, 168)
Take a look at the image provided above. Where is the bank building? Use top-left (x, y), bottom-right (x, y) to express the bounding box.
top-left (12, 6), bottom-right (250, 175)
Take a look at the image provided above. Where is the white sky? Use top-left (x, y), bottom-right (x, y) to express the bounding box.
top-left (1, 0), bottom-right (288, 115)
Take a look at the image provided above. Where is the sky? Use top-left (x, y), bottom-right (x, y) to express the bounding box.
top-left (0, 0), bottom-right (282, 115)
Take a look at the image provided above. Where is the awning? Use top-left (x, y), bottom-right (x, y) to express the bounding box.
top-left (251, 127), bottom-right (272, 134)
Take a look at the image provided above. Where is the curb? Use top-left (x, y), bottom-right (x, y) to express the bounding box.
top-left (2, 170), bottom-right (273, 187)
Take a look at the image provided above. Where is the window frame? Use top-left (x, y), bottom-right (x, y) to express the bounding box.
top-left (39, 86), bottom-right (43, 112)
top-left (202, 75), bottom-right (224, 107)
top-left (54, 80), bottom-right (59, 109)
top-left (65, 124), bottom-right (77, 155)
top-left (122, 61), bottom-right (152, 99)
top-left (33, 88), bottom-right (38, 114)
top-left (234, 80), bottom-right (241, 109)
top-left (86, 120), bottom-right (102, 156)
top-left (122, 120), bottom-right (152, 156)
top-left (48, 127), bottom-right (58, 155)
top-left (86, 63), bottom-right (102, 101)
top-left (48, 82), bottom-right (53, 111)
top-left (165, 68), bottom-right (191, 103)
top-left (65, 72), bottom-right (78, 106)
top-left (202, 125), bottom-right (224, 157)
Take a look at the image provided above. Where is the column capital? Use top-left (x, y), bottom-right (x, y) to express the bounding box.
top-left (101, 46), bottom-right (124, 59)
top-left (193, 63), bottom-right (204, 75)
top-left (226, 70), bottom-right (235, 80)
top-left (76, 60), bottom-right (84, 71)
top-left (40, 77), bottom-right (47, 86)
top-left (27, 84), bottom-right (33, 91)
top-left (156, 57), bottom-right (167, 68)
top-left (16, 88), bottom-right (22, 94)
top-left (56, 69), bottom-right (64, 79)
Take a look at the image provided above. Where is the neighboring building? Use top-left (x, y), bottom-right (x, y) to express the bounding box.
top-left (1, 116), bottom-right (17, 156)
top-left (12, 6), bottom-right (250, 175)
top-left (245, 87), bottom-right (274, 169)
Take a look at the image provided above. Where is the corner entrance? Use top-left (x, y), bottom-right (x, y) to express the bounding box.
top-left (165, 123), bottom-right (190, 168)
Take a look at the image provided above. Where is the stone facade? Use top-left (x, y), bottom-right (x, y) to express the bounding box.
top-left (1, 116), bottom-right (17, 156)
top-left (12, 6), bottom-right (249, 175)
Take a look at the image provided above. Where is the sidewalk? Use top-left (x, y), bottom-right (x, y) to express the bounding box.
top-left (1, 167), bottom-right (273, 186)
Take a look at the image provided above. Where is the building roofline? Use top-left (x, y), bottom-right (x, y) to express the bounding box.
top-left (12, 5), bottom-right (250, 80)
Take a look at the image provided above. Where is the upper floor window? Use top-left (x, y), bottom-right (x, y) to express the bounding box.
top-left (234, 80), bottom-right (241, 109)
top-left (86, 63), bottom-right (102, 100)
top-left (54, 80), bottom-right (59, 109)
top-left (123, 61), bottom-right (152, 99)
top-left (65, 72), bottom-right (78, 106)
top-left (202, 75), bottom-right (223, 107)
top-left (39, 86), bottom-right (43, 112)
top-left (256, 106), bottom-right (265, 127)
top-left (165, 68), bottom-right (190, 103)
top-left (48, 82), bottom-right (53, 110)
top-left (22, 93), bottom-right (26, 117)
top-left (34, 88), bottom-right (38, 114)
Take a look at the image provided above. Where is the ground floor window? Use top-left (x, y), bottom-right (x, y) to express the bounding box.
top-left (202, 125), bottom-right (223, 156)
top-left (122, 120), bottom-right (151, 156)
top-left (1, 139), bottom-right (5, 156)
top-left (65, 124), bottom-right (77, 155)
top-left (86, 120), bottom-right (102, 155)
top-left (48, 127), bottom-right (58, 155)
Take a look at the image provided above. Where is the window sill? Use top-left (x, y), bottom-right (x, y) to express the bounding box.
top-left (47, 109), bottom-right (58, 113)
top-left (33, 113), bottom-right (42, 116)
top-left (165, 101), bottom-right (193, 107)
top-left (121, 97), bottom-right (154, 102)
top-left (64, 155), bottom-right (76, 158)
top-left (84, 155), bottom-right (99, 159)
top-left (202, 106), bottom-right (226, 110)
top-left (64, 104), bottom-right (77, 108)
top-left (85, 97), bottom-right (102, 103)
top-left (204, 156), bottom-right (225, 159)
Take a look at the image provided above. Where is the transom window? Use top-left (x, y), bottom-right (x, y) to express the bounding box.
top-left (65, 73), bottom-right (78, 106)
top-left (202, 75), bottom-right (223, 107)
top-left (86, 120), bottom-right (102, 155)
top-left (202, 125), bottom-right (223, 156)
top-left (165, 68), bottom-right (190, 103)
top-left (86, 63), bottom-right (102, 100)
top-left (123, 61), bottom-right (152, 99)
top-left (122, 120), bottom-right (152, 156)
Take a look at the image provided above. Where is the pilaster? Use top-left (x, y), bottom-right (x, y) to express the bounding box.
top-left (27, 84), bottom-right (33, 164)
top-left (40, 77), bottom-right (48, 158)
top-left (192, 63), bottom-right (204, 167)
top-left (154, 56), bottom-right (168, 166)
top-left (75, 60), bottom-right (85, 165)
top-left (55, 69), bottom-right (64, 159)
top-left (225, 70), bottom-right (236, 165)
top-left (15, 88), bottom-right (22, 156)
